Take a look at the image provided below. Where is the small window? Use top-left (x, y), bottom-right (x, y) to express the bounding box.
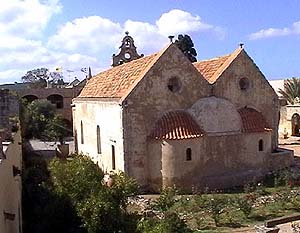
top-left (258, 139), bottom-right (263, 151)
top-left (97, 125), bottom-right (101, 154)
top-left (167, 77), bottom-right (181, 93)
top-left (81, 121), bottom-right (84, 144)
top-left (239, 77), bottom-right (250, 91)
top-left (186, 148), bottom-right (192, 161)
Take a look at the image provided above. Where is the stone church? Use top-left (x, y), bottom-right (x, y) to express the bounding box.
top-left (73, 33), bottom-right (293, 192)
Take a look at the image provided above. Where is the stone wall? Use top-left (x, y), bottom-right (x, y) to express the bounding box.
top-left (278, 105), bottom-right (300, 137)
top-left (72, 99), bottom-right (125, 173)
top-left (0, 131), bottom-right (22, 233)
top-left (212, 50), bottom-right (279, 150)
top-left (17, 86), bottom-right (81, 122)
top-left (0, 89), bottom-right (19, 129)
top-left (148, 132), bottom-right (272, 192)
top-left (122, 45), bottom-right (211, 188)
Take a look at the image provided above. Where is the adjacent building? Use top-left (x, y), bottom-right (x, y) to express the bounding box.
top-left (0, 89), bottom-right (22, 233)
top-left (269, 79), bottom-right (300, 138)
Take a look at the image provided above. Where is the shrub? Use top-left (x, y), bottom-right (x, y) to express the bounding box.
top-left (151, 186), bottom-right (178, 212)
top-left (137, 212), bottom-right (192, 233)
top-left (237, 194), bottom-right (256, 217)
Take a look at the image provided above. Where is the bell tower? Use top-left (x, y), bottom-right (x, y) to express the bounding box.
top-left (112, 32), bottom-right (144, 67)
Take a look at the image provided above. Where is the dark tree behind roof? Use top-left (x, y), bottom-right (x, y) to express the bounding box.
top-left (175, 34), bottom-right (197, 62)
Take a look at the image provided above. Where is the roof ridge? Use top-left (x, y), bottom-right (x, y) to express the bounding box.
top-left (195, 53), bottom-right (231, 63)
top-left (209, 47), bottom-right (243, 84)
top-left (78, 43), bottom-right (172, 100)
top-left (120, 43), bottom-right (173, 102)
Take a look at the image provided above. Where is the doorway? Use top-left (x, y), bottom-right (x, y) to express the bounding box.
top-left (292, 113), bottom-right (300, 136)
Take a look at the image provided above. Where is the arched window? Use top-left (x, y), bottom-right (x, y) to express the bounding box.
top-left (292, 113), bottom-right (300, 136)
top-left (97, 125), bottom-right (101, 154)
top-left (111, 145), bottom-right (116, 170)
top-left (259, 139), bottom-right (263, 151)
top-left (186, 148), bottom-right (192, 161)
top-left (47, 94), bottom-right (64, 109)
top-left (22, 95), bottom-right (38, 103)
top-left (81, 121), bottom-right (84, 144)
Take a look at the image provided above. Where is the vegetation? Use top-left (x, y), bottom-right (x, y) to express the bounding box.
top-left (175, 34), bottom-right (197, 62)
top-left (22, 148), bottom-right (300, 233)
top-left (22, 151), bottom-right (139, 233)
top-left (278, 77), bottom-right (300, 104)
top-left (22, 67), bottom-right (64, 88)
top-left (20, 99), bottom-right (69, 142)
top-left (136, 168), bottom-right (300, 232)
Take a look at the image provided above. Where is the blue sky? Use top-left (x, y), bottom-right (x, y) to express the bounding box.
top-left (1, 0), bottom-right (300, 83)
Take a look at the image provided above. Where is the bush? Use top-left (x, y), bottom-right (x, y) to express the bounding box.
top-left (49, 153), bottom-right (139, 233)
top-left (152, 186), bottom-right (178, 212)
top-left (137, 212), bottom-right (192, 233)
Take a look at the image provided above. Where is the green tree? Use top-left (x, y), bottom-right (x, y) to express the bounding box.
top-left (22, 151), bottom-right (83, 233)
top-left (278, 77), bottom-right (300, 104)
top-left (20, 99), bottom-right (69, 142)
top-left (22, 67), bottom-right (64, 88)
top-left (137, 212), bottom-right (192, 233)
top-left (175, 34), bottom-right (197, 62)
top-left (49, 153), bottom-right (138, 233)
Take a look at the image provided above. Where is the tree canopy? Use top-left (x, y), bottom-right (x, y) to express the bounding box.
top-left (175, 34), bottom-right (197, 62)
top-left (278, 77), bottom-right (300, 105)
top-left (20, 99), bottom-right (69, 142)
top-left (22, 67), bottom-right (64, 88)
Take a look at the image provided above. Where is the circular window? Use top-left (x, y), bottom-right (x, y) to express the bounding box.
top-left (239, 77), bottom-right (250, 90)
top-left (124, 52), bottom-right (131, 59)
top-left (167, 77), bottom-right (181, 93)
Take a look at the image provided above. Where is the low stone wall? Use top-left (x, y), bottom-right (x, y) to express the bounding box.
top-left (268, 148), bottom-right (294, 171)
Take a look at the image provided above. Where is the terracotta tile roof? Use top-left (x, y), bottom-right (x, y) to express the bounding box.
top-left (193, 55), bottom-right (230, 83)
top-left (193, 47), bottom-right (243, 84)
top-left (149, 110), bottom-right (204, 140)
top-left (78, 53), bottom-right (159, 98)
top-left (238, 107), bottom-right (272, 133)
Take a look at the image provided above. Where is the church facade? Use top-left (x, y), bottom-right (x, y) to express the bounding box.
top-left (73, 34), bottom-right (293, 191)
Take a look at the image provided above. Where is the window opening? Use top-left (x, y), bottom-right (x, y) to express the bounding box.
top-left (97, 125), bottom-right (101, 154)
top-left (112, 145), bottom-right (116, 170)
top-left (186, 148), bottom-right (192, 161)
top-left (259, 139), bottom-right (263, 151)
top-left (81, 121), bottom-right (84, 144)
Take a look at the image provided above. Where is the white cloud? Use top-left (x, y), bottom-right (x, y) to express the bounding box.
top-left (249, 21), bottom-right (300, 40)
top-left (48, 9), bottom-right (221, 56)
top-left (123, 20), bottom-right (168, 54)
top-left (0, 5), bottom-right (222, 83)
top-left (156, 9), bottom-right (213, 36)
top-left (48, 16), bottom-right (122, 53)
top-left (0, 0), bottom-right (62, 37)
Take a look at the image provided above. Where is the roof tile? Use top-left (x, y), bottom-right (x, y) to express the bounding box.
top-left (193, 55), bottom-right (230, 83)
top-left (149, 110), bottom-right (204, 140)
top-left (238, 107), bottom-right (271, 133)
top-left (78, 53), bottom-right (158, 98)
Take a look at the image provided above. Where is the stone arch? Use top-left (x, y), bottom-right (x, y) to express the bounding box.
top-left (22, 95), bottom-right (38, 103)
top-left (47, 94), bottom-right (63, 109)
top-left (292, 113), bottom-right (300, 136)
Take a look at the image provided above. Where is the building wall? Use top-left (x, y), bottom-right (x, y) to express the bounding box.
top-left (148, 132), bottom-right (272, 192)
top-left (72, 99), bottom-right (124, 173)
top-left (0, 131), bottom-right (22, 233)
top-left (278, 105), bottom-right (300, 137)
top-left (122, 45), bottom-right (211, 187)
top-left (17, 87), bottom-right (81, 122)
top-left (0, 90), bottom-right (19, 128)
top-left (212, 50), bottom-right (279, 150)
